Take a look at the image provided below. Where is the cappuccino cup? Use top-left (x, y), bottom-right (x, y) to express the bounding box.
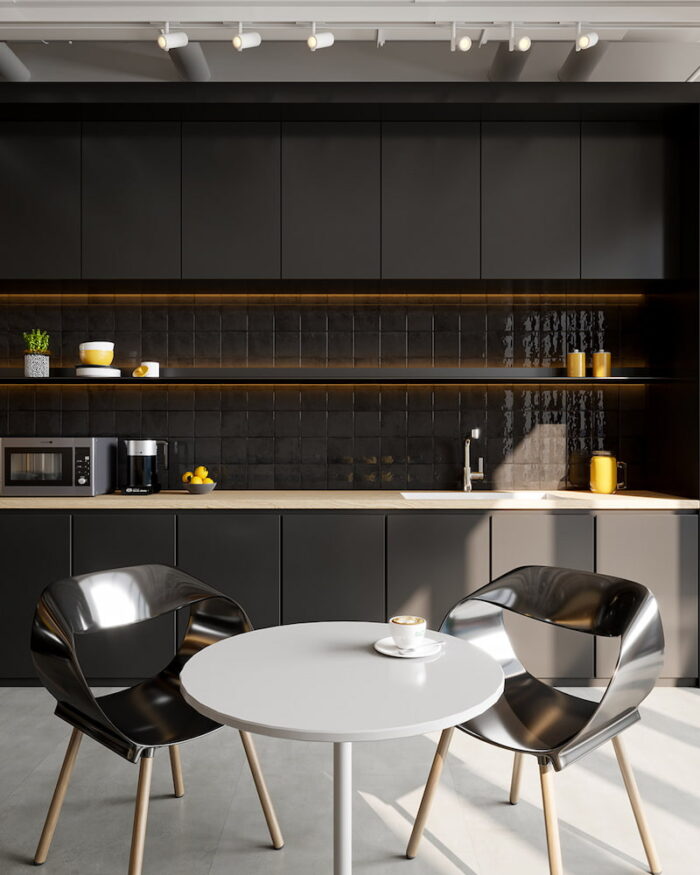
top-left (389, 615), bottom-right (427, 651)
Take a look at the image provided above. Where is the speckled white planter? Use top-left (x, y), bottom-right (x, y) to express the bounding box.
top-left (24, 353), bottom-right (49, 378)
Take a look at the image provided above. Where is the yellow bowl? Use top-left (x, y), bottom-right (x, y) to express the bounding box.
top-left (80, 349), bottom-right (114, 366)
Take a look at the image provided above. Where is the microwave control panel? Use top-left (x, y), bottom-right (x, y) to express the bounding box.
top-left (74, 446), bottom-right (91, 487)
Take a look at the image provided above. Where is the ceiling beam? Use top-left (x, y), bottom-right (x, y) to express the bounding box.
top-left (0, 43), bottom-right (30, 81)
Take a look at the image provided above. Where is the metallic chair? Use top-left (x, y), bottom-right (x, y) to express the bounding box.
top-left (406, 565), bottom-right (664, 875)
top-left (31, 563), bottom-right (284, 875)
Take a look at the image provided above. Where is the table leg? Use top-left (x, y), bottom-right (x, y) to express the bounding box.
top-left (334, 741), bottom-right (352, 875)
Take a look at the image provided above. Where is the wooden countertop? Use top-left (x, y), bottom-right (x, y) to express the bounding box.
top-left (0, 490), bottom-right (697, 511)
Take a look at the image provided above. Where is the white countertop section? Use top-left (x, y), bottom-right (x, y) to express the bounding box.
top-left (0, 490), bottom-right (697, 510)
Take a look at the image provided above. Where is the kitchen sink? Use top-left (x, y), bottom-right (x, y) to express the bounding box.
top-left (400, 491), bottom-right (548, 500)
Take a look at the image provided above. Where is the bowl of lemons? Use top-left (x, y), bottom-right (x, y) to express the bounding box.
top-left (182, 466), bottom-right (217, 494)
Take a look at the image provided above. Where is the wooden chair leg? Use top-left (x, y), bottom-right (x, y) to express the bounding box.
top-left (509, 752), bottom-right (524, 804)
top-left (612, 735), bottom-right (662, 875)
top-left (168, 745), bottom-right (185, 798)
top-left (34, 728), bottom-right (83, 865)
top-left (539, 762), bottom-right (563, 875)
top-left (406, 726), bottom-right (455, 859)
top-left (239, 731), bottom-right (284, 849)
top-left (128, 753), bottom-right (154, 875)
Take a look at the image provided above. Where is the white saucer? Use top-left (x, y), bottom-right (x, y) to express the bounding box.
top-left (373, 636), bottom-right (444, 659)
top-left (75, 366), bottom-right (121, 378)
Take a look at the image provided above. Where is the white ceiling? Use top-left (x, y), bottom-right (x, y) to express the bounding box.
top-left (2, 2), bottom-right (700, 81)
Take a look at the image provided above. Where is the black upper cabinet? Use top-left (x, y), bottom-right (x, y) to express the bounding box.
top-left (481, 122), bottom-right (580, 279)
top-left (281, 122), bottom-right (380, 278)
top-left (382, 122), bottom-right (480, 279)
top-left (0, 122), bottom-right (80, 279)
top-left (581, 122), bottom-right (677, 279)
top-left (182, 122), bottom-right (281, 279)
top-left (82, 122), bottom-right (181, 279)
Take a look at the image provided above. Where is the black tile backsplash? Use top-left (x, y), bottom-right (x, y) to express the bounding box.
top-left (2, 294), bottom-right (649, 490)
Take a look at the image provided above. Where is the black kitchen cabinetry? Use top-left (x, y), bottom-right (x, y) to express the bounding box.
top-left (481, 122), bottom-right (580, 279)
top-left (281, 122), bottom-right (380, 279)
top-left (71, 513), bottom-right (177, 679)
top-left (387, 514), bottom-right (490, 630)
top-left (182, 122), bottom-right (281, 279)
top-left (282, 515), bottom-right (385, 623)
top-left (382, 122), bottom-right (480, 279)
top-left (82, 122), bottom-right (181, 279)
top-left (581, 123), bottom-right (677, 279)
top-left (0, 122), bottom-right (81, 279)
top-left (177, 513), bottom-right (281, 628)
top-left (0, 515), bottom-right (71, 679)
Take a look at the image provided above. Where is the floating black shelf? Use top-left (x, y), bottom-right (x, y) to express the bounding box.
top-left (0, 367), bottom-right (678, 385)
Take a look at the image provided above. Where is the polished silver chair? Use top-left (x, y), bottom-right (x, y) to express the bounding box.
top-left (407, 565), bottom-right (664, 875)
top-left (31, 564), bottom-right (283, 875)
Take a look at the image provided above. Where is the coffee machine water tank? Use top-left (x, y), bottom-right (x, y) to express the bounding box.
top-left (124, 439), bottom-right (168, 495)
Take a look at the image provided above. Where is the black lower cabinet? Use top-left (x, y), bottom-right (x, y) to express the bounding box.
top-left (387, 514), bottom-right (490, 630)
top-left (177, 514), bottom-right (280, 629)
top-left (491, 512), bottom-right (595, 679)
top-left (71, 513), bottom-right (177, 680)
top-left (0, 515), bottom-right (71, 680)
top-left (282, 515), bottom-right (385, 623)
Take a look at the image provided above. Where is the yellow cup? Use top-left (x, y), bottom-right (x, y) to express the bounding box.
top-left (79, 342), bottom-right (114, 367)
top-left (566, 350), bottom-right (586, 377)
top-left (592, 350), bottom-right (611, 378)
top-left (590, 451), bottom-right (627, 494)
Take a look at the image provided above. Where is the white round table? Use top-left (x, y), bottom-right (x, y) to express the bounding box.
top-left (180, 621), bottom-right (504, 875)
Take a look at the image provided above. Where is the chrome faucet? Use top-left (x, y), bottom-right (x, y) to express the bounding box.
top-left (463, 429), bottom-right (485, 492)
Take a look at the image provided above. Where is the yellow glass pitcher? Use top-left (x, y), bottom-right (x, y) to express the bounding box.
top-left (590, 450), bottom-right (627, 494)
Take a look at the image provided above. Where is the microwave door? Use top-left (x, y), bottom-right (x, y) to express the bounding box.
top-left (4, 447), bottom-right (73, 487)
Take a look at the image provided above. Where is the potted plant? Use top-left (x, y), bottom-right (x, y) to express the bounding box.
top-left (23, 329), bottom-right (51, 378)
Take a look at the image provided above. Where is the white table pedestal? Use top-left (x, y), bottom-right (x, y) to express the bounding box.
top-left (334, 741), bottom-right (352, 875)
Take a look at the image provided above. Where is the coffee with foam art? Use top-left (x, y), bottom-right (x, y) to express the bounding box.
top-left (389, 615), bottom-right (427, 650)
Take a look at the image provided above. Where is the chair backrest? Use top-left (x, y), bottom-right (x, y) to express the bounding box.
top-left (441, 565), bottom-right (664, 763)
top-left (31, 564), bottom-right (251, 757)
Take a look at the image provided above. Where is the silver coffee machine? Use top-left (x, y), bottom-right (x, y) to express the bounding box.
top-left (124, 439), bottom-right (168, 495)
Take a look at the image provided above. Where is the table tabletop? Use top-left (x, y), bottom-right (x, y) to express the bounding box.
top-left (180, 621), bottom-right (504, 743)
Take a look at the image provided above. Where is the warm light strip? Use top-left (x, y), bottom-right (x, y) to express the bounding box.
top-left (0, 293), bottom-right (647, 305)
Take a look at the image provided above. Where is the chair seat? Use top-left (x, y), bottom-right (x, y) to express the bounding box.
top-left (459, 674), bottom-right (599, 755)
top-left (95, 674), bottom-right (221, 748)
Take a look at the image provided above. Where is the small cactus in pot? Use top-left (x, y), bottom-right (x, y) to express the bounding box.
top-left (23, 329), bottom-right (51, 378)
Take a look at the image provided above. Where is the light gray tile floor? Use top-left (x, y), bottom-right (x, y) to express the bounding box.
top-left (0, 686), bottom-right (697, 874)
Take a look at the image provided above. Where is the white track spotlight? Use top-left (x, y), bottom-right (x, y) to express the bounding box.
top-left (458, 35), bottom-right (473, 52)
top-left (233, 24), bottom-right (262, 52)
top-left (158, 24), bottom-right (188, 52)
top-left (515, 35), bottom-right (531, 52)
top-left (577, 31), bottom-right (599, 50)
top-left (308, 23), bottom-right (334, 52)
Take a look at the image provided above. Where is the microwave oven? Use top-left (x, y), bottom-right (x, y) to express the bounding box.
top-left (0, 437), bottom-right (117, 496)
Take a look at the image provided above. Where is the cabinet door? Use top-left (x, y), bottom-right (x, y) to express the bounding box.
top-left (491, 512), bottom-right (595, 678)
top-left (177, 514), bottom-right (280, 629)
top-left (281, 122), bottom-right (380, 278)
top-left (382, 122), bottom-right (480, 279)
top-left (282, 515), bottom-right (384, 623)
top-left (182, 122), bottom-right (280, 279)
top-left (82, 122), bottom-right (181, 278)
top-left (482, 122), bottom-right (580, 279)
top-left (596, 513), bottom-right (698, 679)
top-left (387, 514), bottom-right (489, 630)
top-left (582, 123), bottom-right (676, 279)
top-left (0, 122), bottom-right (80, 279)
top-left (72, 513), bottom-right (176, 679)
top-left (0, 514), bottom-right (71, 679)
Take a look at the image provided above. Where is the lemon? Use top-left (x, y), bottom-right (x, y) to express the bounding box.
top-left (132, 365), bottom-right (148, 377)
top-left (202, 477), bottom-right (214, 484)
top-left (181, 471), bottom-right (193, 484)
top-left (190, 476), bottom-right (203, 484)
top-left (194, 465), bottom-right (208, 478)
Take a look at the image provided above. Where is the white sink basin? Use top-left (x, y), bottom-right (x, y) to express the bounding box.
top-left (400, 491), bottom-right (547, 500)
